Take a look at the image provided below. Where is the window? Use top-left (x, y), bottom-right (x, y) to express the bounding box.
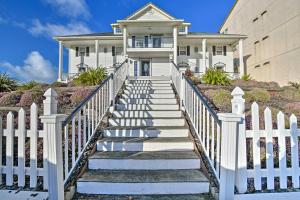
top-left (262, 35), bottom-right (269, 40)
top-left (213, 46), bottom-right (223, 56)
top-left (252, 17), bottom-right (259, 22)
top-left (116, 47), bottom-right (123, 55)
top-left (261, 10), bottom-right (267, 16)
top-left (179, 46), bottom-right (187, 55)
top-left (194, 46), bottom-right (198, 53)
top-left (115, 27), bottom-right (122, 34)
top-left (179, 26), bottom-right (186, 33)
top-left (223, 46), bottom-right (227, 56)
top-left (104, 47), bottom-right (107, 53)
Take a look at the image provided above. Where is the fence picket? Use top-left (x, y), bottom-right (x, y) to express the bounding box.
top-left (290, 114), bottom-right (299, 188)
top-left (30, 103), bottom-right (38, 188)
top-left (277, 111), bottom-right (287, 189)
top-left (6, 112), bottom-right (14, 186)
top-left (78, 112), bottom-right (81, 156)
top-left (264, 107), bottom-right (275, 190)
top-left (17, 108), bottom-right (26, 187)
top-left (252, 102), bottom-right (261, 190)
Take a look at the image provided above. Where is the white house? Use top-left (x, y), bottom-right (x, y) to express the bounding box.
top-left (54, 2), bottom-right (247, 81)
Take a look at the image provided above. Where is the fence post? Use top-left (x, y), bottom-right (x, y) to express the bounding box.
top-left (218, 113), bottom-right (242, 200)
top-left (107, 67), bottom-right (116, 113)
top-left (231, 87), bottom-right (248, 193)
top-left (179, 66), bottom-right (187, 111)
top-left (40, 88), bottom-right (66, 200)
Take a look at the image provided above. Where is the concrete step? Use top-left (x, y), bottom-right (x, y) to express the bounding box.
top-left (89, 151), bottom-right (200, 170)
top-left (97, 137), bottom-right (194, 152)
top-left (127, 83), bottom-right (171, 87)
top-left (128, 76), bottom-right (170, 81)
top-left (124, 89), bottom-right (174, 94)
top-left (103, 127), bottom-right (189, 138)
top-left (77, 169), bottom-right (209, 195)
top-left (112, 110), bottom-right (182, 118)
top-left (122, 93), bottom-right (175, 99)
top-left (116, 104), bottom-right (179, 111)
top-left (126, 86), bottom-right (172, 90)
top-left (119, 98), bottom-right (177, 105)
top-left (109, 118), bottom-right (185, 127)
top-left (73, 194), bottom-right (213, 200)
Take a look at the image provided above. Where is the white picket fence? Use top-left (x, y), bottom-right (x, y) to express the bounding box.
top-left (0, 60), bottom-right (128, 200)
top-left (171, 62), bottom-right (300, 200)
top-left (0, 104), bottom-right (47, 189)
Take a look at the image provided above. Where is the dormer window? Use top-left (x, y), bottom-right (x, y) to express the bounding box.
top-left (114, 26), bottom-right (122, 34)
top-left (179, 26), bottom-right (186, 33)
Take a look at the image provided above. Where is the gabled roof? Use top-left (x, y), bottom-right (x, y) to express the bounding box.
top-left (125, 2), bottom-right (176, 20)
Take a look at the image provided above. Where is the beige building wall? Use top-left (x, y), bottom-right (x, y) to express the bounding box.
top-left (220, 0), bottom-right (300, 85)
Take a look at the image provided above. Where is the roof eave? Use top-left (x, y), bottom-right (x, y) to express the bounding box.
top-left (53, 35), bottom-right (123, 41)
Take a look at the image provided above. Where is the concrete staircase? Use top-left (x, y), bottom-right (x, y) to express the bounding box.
top-left (75, 77), bottom-right (210, 199)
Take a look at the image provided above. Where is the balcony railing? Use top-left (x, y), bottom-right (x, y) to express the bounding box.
top-left (128, 37), bottom-right (173, 48)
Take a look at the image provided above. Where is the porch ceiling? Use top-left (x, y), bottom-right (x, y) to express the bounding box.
top-left (62, 39), bottom-right (123, 48)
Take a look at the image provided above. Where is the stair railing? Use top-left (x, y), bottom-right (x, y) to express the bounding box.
top-left (61, 59), bottom-right (128, 192)
top-left (171, 62), bottom-right (243, 200)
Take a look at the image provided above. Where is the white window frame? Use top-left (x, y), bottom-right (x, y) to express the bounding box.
top-left (179, 46), bottom-right (187, 55)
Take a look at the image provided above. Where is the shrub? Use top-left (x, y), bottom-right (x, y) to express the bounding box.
top-left (18, 90), bottom-right (44, 107)
top-left (70, 88), bottom-right (93, 105)
top-left (285, 102), bottom-right (300, 116)
top-left (245, 88), bottom-right (270, 103)
top-left (74, 68), bottom-right (107, 86)
top-left (0, 91), bottom-right (22, 106)
top-left (202, 68), bottom-right (231, 86)
top-left (288, 81), bottom-right (300, 90)
top-left (0, 73), bottom-right (18, 92)
top-left (241, 74), bottom-right (252, 81)
top-left (51, 81), bottom-right (68, 88)
top-left (18, 81), bottom-right (39, 91)
top-left (204, 89), bottom-right (232, 112)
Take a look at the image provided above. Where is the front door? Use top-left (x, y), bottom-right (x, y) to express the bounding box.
top-left (141, 61), bottom-right (150, 76)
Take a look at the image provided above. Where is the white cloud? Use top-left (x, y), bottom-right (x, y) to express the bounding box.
top-left (1, 51), bottom-right (56, 83)
top-left (43, 0), bottom-right (90, 19)
top-left (29, 19), bottom-right (91, 37)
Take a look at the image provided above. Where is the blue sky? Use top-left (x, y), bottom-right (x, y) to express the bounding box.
top-left (0, 0), bottom-right (235, 83)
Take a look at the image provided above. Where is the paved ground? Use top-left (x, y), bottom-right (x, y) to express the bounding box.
top-left (73, 194), bottom-right (214, 200)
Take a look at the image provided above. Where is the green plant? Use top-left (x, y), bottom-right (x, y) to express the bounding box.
top-left (202, 68), bottom-right (231, 86)
top-left (241, 74), bottom-right (252, 81)
top-left (288, 81), bottom-right (300, 90)
top-left (50, 81), bottom-right (68, 87)
top-left (0, 73), bottom-right (18, 92)
top-left (205, 89), bottom-right (232, 112)
top-left (18, 81), bottom-right (39, 91)
top-left (245, 88), bottom-right (270, 103)
top-left (74, 67), bottom-right (107, 86)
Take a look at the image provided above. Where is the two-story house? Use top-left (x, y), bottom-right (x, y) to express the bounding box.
top-left (54, 2), bottom-right (246, 81)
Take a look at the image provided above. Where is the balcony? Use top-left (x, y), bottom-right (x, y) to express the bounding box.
top-left (127, 36), bottom-right (174, 53)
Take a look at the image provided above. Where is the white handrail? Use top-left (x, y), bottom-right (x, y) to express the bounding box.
top-left (62, 60), bottom-right (128, 185)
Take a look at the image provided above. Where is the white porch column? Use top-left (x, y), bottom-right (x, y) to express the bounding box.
top-left (202, 39), bottom-right (207, 73)
top-left (58, 41), bottom-right (63, 82)
top-left (123, 26), bottom-right (127, 57)
top-left (95, 40), bottom-right (99, 68)
top-left (239, 39), bottom-right (245, 78)
top-left (173, 26), bottom-right (178, 64)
